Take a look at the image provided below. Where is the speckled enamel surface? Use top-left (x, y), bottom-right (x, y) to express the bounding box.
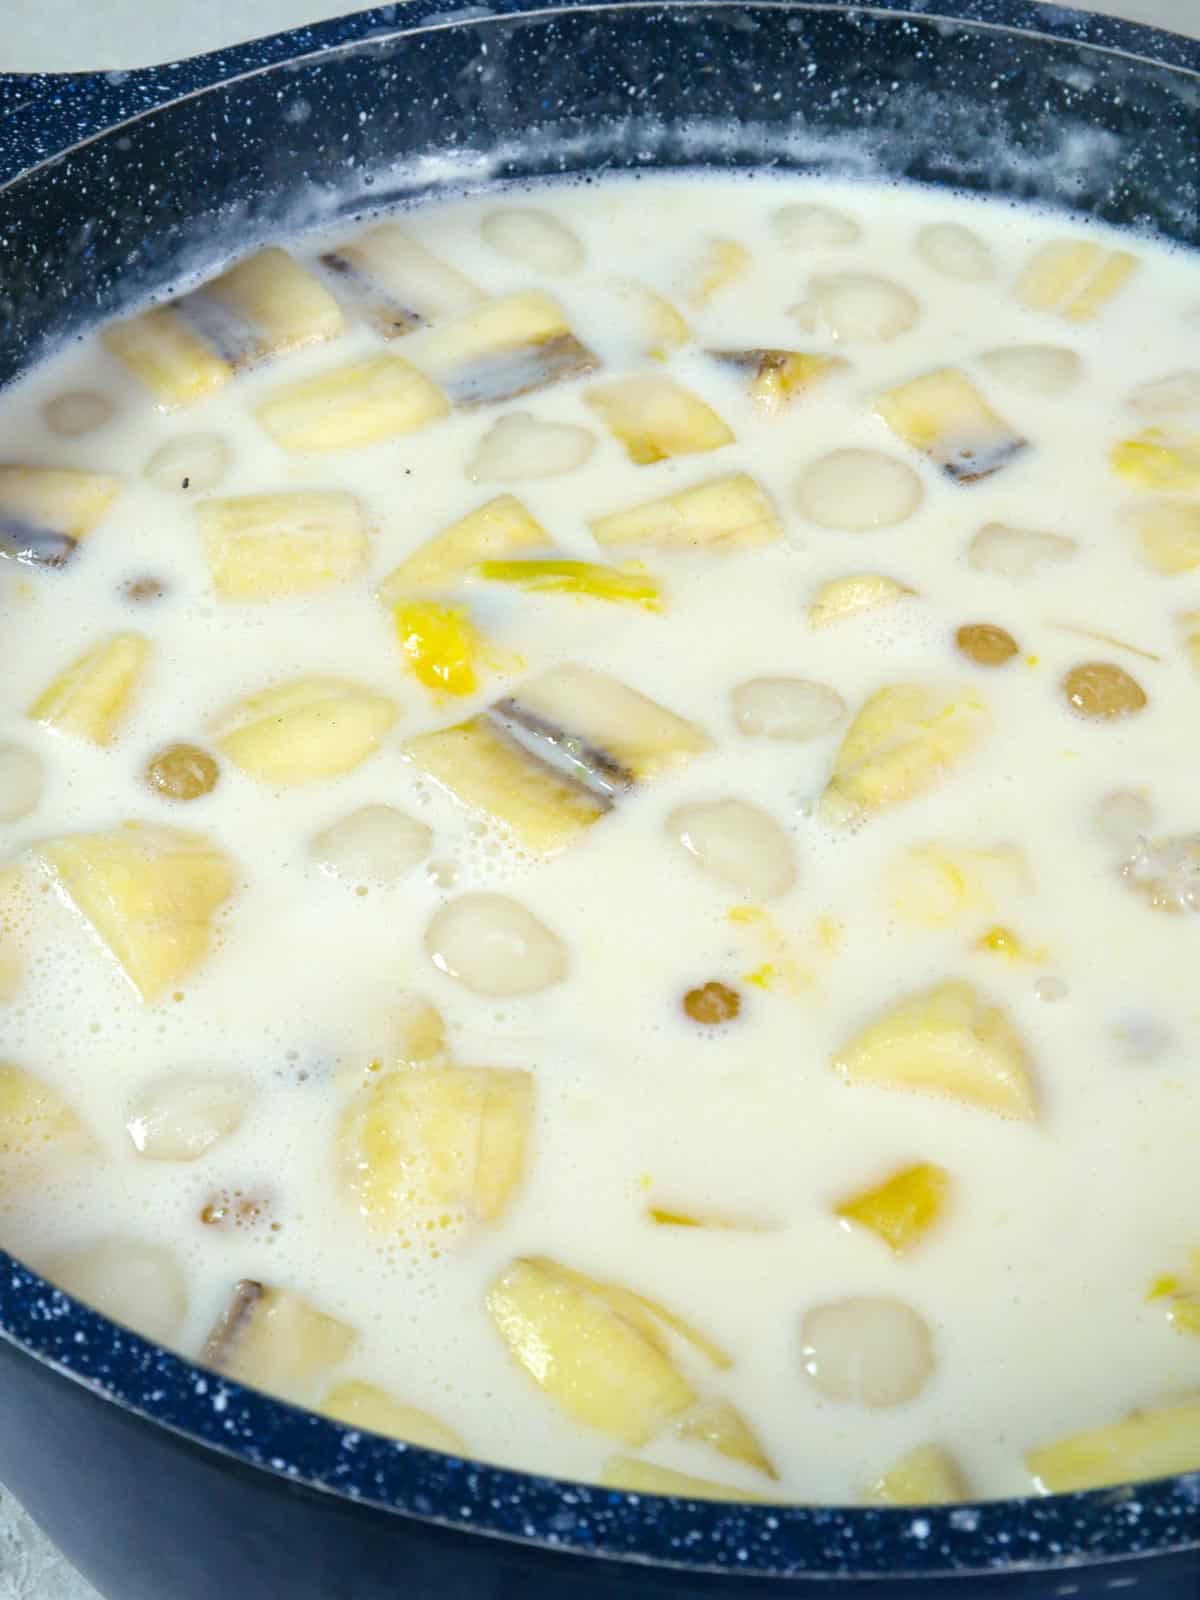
top-left (0, 2), bottom-right (1198, 1588)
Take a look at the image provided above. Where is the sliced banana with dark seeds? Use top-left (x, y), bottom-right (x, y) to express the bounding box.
top-left (321, 222), bottom-right (485, 337)
top-left (203, 1279), bottom-right (357, 1400)
top-left (0, 466), bottom-right (122, 569)
top-left (408, 291), bottom-right (598, 408)
top-left (875, 367), bottom-right (1027, 483)
top-left (708, 348), bottom-right (848, 416)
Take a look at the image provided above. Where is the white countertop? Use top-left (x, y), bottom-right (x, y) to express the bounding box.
top-left (0, 1), bottom-right (1197, 1596)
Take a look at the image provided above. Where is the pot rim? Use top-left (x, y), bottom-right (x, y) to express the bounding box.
top-left (2, 0), bottom-right (1199, 1579)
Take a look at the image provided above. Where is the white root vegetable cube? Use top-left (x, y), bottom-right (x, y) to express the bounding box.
top-left (103, 306), bottom-right (232, 410)
top-left (28, 632), bottom-right (151, 746)
top-left (203, 1280), bottom-right (357, 1401)
top-left (468, 412), bottom-right (595, 483)
top-left (1027, 1399), bottom-right (1200, 1492)
top-left (310, 805), bottom-right (432, 885)
top-left (213, 678), bottom-right (398, 785)
top-left (255, 355), bottom-right (448, 453)
top-left (590, 473), bottom-right (781, 554)
top-left (796, 450), bottom-right (922, 532)
top-left (321, 223), bottom-right (485, 337)
top-left (915, 223), bottom-right (993, 282)
top-left (39, 823), bottom-right (237, 1003)
top-left (338, 1063), bottom-right (534, 1238)
top-left (377, 495), bottom-right (550, 603)
top-left (197, 491), bottom-right (369, 600)
top-left (144, 433), bottom-right (231, 494)
top-left (1016, 238), bottom-right (1139, 322)
top-left (790, 272), bottom-right (917, 343)
top-left (43, 1237), bottom-right (188, 1345)
top-left (0, 465), bottom-right (122, 556)
top-left (585, 376), bottom-right (733, 465)
top-left (875, 367), bottom-right (1026, 482)
top-left (867, 1444), bottom-right (970, 1505)
top-left (978, 344), bottom-right (1080, 396)
top-left (832, 978), bottom-right (1038, 1120)
top-left (408, 290), bottom-right (598, 407)
top-left (126, 1072), bottom-right (250, 1161)
top-left (319, 1380), bottom-right (466, 1454)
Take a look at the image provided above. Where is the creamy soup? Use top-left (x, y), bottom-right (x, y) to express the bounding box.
top-left (0, 175), bottom-right (1198, 1508)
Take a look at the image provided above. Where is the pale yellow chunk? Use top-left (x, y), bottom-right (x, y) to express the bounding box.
top-left (808, 573), bottom-right (913, 629)
top-left (1121, 500), bottom-right (1200, 574)
top-left (103, 306), bottom-right (231, 409)
top-left (324, 223), bottom-right (485, 334)
top-left (213, 678), bottom-right (397, 784)
top-left (820, 682), bottom-right (991, 826)
top-left (875, 367), bottom-right (1025, 482)
top-left (206, 247), bottom-right (346, 356)
top-left (29, 633), bottom-right (151, 746)
top-left (586, 377), bottom-right (733, 466)
top-left (0, 466), bottom-right (122, 541)
top-left (1016, 238), bottom-right (1139, 322)
top-left (401, 715), bottom-right (606, 855)
top-left (338, 1064), bottom-right (533, 1237)
top-left (255, 355), bottom-right (448, 453)
top-left (1027, 1400), bottom-right (1200, 1492)
top-left (590, 473), bottom-right (781, 554)
top-left (684, 237), bottom-right (750, 309)
top-left (833, 979), bottom-right (1038, 1121)
top-left (616, 281), bottom-right (691, 359)
top-left (484, 1256), bottom-right (698, 1446)
top-left (407, 290), bottom-right (597, 406)
top-left (883, 841), bottom-right (1030, 930)
top-left (867, 1445), bottom-right (970, 1505)
top-left (600, 1458), bottom-right (764, 1500)
top-left (1181, 610), bottom-right (1200, 675)
top-left (319, 1380), bottom-right (465, 1454)
top-left (0, 1061), bottom-right (91, 1161)
top-left (834, 1163), bottom-right (951, 1255)
top-left (1111, 429), bottom-right (1200, 493)
top-left (203, 1280), bottom-right (357, 1402)
top-left (514, 663), bottom-right (710, 782)
top-left (198, 491), bottom-right (369, 599)
top-left (711, 348), bottom-right (848, 415)
top-left (38, 822), bottom-right (235, 1003)
top-left (377, 495), bottom-right (549, 603)
top-left (675, 1398), bottom-right (777, 1479)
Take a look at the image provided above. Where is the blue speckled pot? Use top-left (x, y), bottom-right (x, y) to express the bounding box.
top-left (1, 5), bottom-right (1198, 1597)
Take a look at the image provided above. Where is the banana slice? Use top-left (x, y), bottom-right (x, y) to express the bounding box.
top-left (614, 281), bottom-right (691, 360)
top-left (407, 290), bottom-right (598, 407)
top-left (468, 413), bottom-right (594, 483)
top-left (586, 376), bottom-right (733, 465)
top-left (474, 559), bottom-right (662, 611)
top-left (808, 574), bottom-right (914, 630)
top-left (203, 1279), bottom-right (357, 1401)
top-left (0, 466), bottom-right (122, 568)
top-left (39, 823), bottom-right (236, 1003)
top-left (321, 223), bottom-right (485, 337)
top-left (103, 307), bottom-right (232, 410)
top-left (834, 1163), bottom-right (951, 1255)
top-left (683, 237), bottom-right (750, 309)
top-left (967, 522), bottom-right (1077, 578)
top-left (402, 665), bottom-right (708, 854)
top-left (883, 840), bottom-right (1030, 930)
top-left (1111, 428), bottom-right (1200, 492)
top-left (255, 355), bottom-right (448, 453)
top-left (1016, 238), bottom-right (1139, 322)
top-left (1027, 1398), bottom-right (1200, 1492)
top-left (867, 1444), bottom-right (969, 1505)
top-left (44, 1238), bottom-right (187, 1345)
top-left (590, 473), bottom-right (781, 554)
top-left (1121, 500), bottom-right (1200, 574)
top-left (600, 1457), bottom-right (764, 1500)
top-left (213, 678), bottom-right (398, 784)
top-left (875, 367), bottom-right (1027, 482)
top-left (198, 491), bottom-right (369, 599)
top-left (0, 1061), bottom-right (92, 1162)
top-left (377, 495), bottom-right (550, 603)
top-left (833, 979), bottom-right (1038, 1120)
top-left (319, 1379), bottom-right (465, 1453)
top-left (709, 348), bottom-right (848, 416)
top-left (29, 633), bottom-right (151, 746)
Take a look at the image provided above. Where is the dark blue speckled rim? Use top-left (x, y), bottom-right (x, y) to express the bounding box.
top-left (1, 0), bottom-right (1200, 1579)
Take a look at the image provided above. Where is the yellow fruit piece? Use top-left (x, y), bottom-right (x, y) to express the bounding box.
top-left (338, 1064), bottom-right (533, 1236)
top-left (646, 1204), bottom-right (770, 1232)
top-left (867, 1444), bottom-right (969, 1505)
top-left (319, 1379), bottom-right (465, 1453)
top-left (820, 682), bottom-right (991, 827)
top-left (197, 491), bottom-right (369, 600)
top-left (401, 714), bottom-right (606, 855)
top-left (393, 601), bottom-right (491, 698)
top-left (875, 367), bottom-right (1026, 482)
top-left (710, 348), bottom-right (847, 415)
top-left (1147, 1251), bottom-right (1200, 1338)
top-left (204, 246), bottom-right (346, 358)
top-left (586, 377), bottom-right (734, 465)
top-left (255, 355), bottom-right (448, 453)
top-left (833, 979), bottom-right (1038, 1121)
top-left (834, 1163), bottom-right (951, 1255)
top-left (675, 1398), bottom-right (777, 1479)
top-left (103, 306), bottom-right (232, 409)
top-left (485, 1256), bottom-right (703, 1445)
top-left (1111, 430), bottom-right (1200, 493)
top-left (408, 290), bottom-right (598, 407)
top-left (1027, 1399), bottom-right (1200, 1492)
top-left (537, 1257), bottom-right (731, 1371)
top-left (685, 237), bottom-right (751, 309)
top-left (203, 1280), bottom-right (357, 1401)
top-left (600, 1457), bottom-right (765, 1500)
top-left (0, 466), bottom-right (122, 543)
top-left (29, 633), bottom-right (151, 746)
top-left (39, 822), bottom-right (235, 1003)
top-left (0, 1061), bottom-right (91, 1160)
top-left (883, 841), bottom-right (1029, 930)
top-left (808, 573), bottom-right (913, 630)
top-left (1016, 238), bottom-right (1139, 322)
top-left (322, 223), bottom-right (485, 337)
top-left (377, 495), bottom-right (550, 603)
top-left (617, 281), bottom-right (691, 359)
top-left (590, 473), bottom-right (781, 554)
top-left (1121, 500), bottom-right (1200, 574)
top-left (213, 678), bottom-right (397, 784)
top-left (474, 559), bottom-right (663, 611)
top-left (974, 924), bottom-right (1046, 964)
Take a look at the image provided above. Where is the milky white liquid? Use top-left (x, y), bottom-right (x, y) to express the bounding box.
top-left (0, 174), bottom-right (1198, 1505)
